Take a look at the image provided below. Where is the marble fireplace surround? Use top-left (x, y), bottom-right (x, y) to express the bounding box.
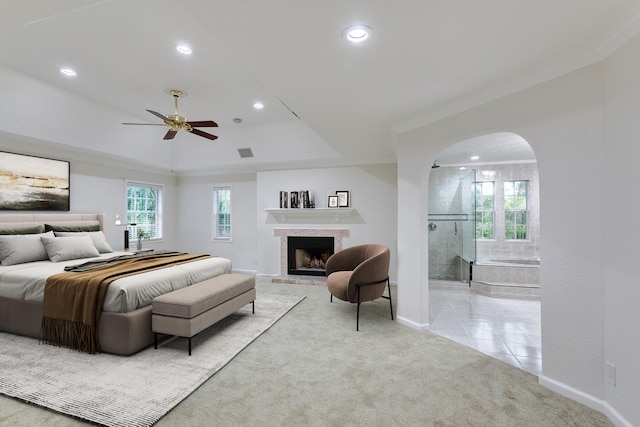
top-left (274, 228), bottom-right (350, 276)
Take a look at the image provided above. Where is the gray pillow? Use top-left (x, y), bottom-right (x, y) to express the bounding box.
top-left (54, 231), bottom-right (113, 254)
top-left (41, 235), bottom-right (100, 263)
top-left (44, 223), bottom-right (101, 233)
top-left (0, 231), bottom-right (55, 266)
top-left (0, 225), bottom-right (44, 235)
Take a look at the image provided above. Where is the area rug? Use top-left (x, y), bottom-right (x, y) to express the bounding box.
top-left (0, 293), bottom-right (305, 427)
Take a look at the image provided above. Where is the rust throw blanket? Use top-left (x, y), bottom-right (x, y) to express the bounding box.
top-left (40, 252), bottom-right (211, 354)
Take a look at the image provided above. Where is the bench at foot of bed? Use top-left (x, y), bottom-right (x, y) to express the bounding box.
top-left (151, 273), bottom-right (256, 355)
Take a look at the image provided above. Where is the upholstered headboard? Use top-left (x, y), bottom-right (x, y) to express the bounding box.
top-left (0, 213), bottom-right (105, 232)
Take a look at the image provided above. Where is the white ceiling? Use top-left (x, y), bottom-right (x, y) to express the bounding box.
top-left (0, 0), bottom-right (639, 174)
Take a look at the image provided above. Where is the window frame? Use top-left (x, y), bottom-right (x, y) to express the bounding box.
top-left (212, 185), bottom-right (232, 242)
top-left (125, 180), bottom-right (164, 242)
top-left (503, 180), bottom-right (529, 240)
top-left (474, 181), bottom-right (495, 240)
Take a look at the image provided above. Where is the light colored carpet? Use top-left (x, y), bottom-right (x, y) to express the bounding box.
top-left (0, 293), bottom-right (304, 427)
top-left (0, 280), bottom-right (613, 426)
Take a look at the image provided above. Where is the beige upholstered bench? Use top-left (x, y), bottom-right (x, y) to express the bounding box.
top-left (152, 273), bottom-right (256, 355)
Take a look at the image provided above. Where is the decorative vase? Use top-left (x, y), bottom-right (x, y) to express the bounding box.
top-left (137, 239), bottom-right (143, 251)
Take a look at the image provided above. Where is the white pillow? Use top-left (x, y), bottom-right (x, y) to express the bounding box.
top-left (0, 231), bottom-right (55, 266)
top-left (41, 235), bottom-right (100, 263)
top-left (54, 231), bottom-right (113, 253)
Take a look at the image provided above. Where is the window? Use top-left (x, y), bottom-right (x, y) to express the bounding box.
top-left (474, 181), bottom-right (494, 239)
top-left (504, 180), bottom-right (528, 240)
top-left (127, 182), bottom-right (163, 240)
top-left (213, 186), bottom-right (231, 240)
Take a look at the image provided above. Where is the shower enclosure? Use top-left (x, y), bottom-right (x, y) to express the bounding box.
top-left (428, 167), bottom-right (476, 282)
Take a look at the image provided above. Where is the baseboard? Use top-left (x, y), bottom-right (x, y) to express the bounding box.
top-left (539, 375), bottom-right (632, 427)
top-left (602, 401), bottom-right (634, 427)
top-left (396, 315), bottom-right (430, 331)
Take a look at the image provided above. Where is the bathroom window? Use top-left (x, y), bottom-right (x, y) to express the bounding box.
top-left (126, 181), bottom-right (163, 240)
top-left (212, 185), bottom-right (231, 241)
top-left (504, 180), bottom-right (528, 240)
top-left (474, 181), bottom-right (494, 239)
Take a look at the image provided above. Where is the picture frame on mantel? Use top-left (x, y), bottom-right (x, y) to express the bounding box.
top-left (336, 190), bottom-right (350, 208)
top-left (328, 195), bottom-right (339, 208)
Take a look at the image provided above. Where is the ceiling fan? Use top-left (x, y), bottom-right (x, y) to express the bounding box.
top-left (123, 89), bottom-right (219, 141)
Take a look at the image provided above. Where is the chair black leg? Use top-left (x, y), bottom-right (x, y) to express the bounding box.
top-left (188, 337), bottom-right (192, 356)
top-left (387, 279), bottom-right (394, 320)
top-left (356, 286), bottom-right (361, 331)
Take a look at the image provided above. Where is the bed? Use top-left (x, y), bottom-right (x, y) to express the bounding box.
top-left (0, 213), bottom-right (232, 355)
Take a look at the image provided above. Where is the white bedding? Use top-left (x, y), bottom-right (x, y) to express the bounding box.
top-left (0, 252), bottom-right (232, 312)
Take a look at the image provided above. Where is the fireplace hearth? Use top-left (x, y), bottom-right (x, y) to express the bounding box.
top-left (287, 236), bottom-right (334, 276)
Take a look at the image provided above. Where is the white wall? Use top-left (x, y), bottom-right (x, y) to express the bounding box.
top-left (176, 174), bottom-right (257, 273)
top-left (256, 165), bottom-right (398, 280)
top-left (602, 32), bottom-right (640, 425)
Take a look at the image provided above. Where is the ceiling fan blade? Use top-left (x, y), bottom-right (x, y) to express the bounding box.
top-left (187, 120), bottom-right (218, 128)
top-left (189, 128), bottom-right (219, 141)
top-left (163, 129), bottom-right (178, 140)
top-left (146, 109), bottom-right (171, 122)
top-left (122, 122), bottom-right (166, 126)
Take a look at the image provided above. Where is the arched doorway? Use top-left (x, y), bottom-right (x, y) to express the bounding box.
top-left (427, 132), bottom-right (542, 375)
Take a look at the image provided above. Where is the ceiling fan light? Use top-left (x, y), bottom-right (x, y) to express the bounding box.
top-left (176, 44), bottom-right (192, 54)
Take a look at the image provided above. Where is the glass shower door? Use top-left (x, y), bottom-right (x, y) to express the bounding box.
top-left (427, 167), bottom-right (476, 282)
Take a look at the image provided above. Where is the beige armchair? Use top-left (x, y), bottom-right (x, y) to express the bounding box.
top-left (325, 244), bottom-right (393, 330)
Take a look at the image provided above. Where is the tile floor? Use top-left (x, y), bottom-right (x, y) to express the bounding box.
top-left (428, 285), bottom-right (542, 376)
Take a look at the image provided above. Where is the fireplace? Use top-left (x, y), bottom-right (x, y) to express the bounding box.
top-left (287, 236), bottom-right (334, 276)
top-left (274, 228), bottom-right (349, 278)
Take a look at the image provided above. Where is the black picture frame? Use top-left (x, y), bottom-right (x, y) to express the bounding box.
top-left (0, 151), bottom-right (70, 211)
top-left (336, 190), bottom-right (350, 208)
top-left (328, 195), bottom-right (338, 208)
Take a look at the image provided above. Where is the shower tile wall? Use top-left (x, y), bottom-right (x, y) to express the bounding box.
top-left (428, 168), bottom-right (466, 280)
top-left (475, 163), bottom-right (540, 261)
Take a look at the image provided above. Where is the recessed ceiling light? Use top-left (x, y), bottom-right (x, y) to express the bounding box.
top-left (60, 68), bottom-right (77, 77)
top-left (470, 155), bottom-right (480, 161)
top-left (459, 166), bottom-right (467, 170)
top-left (253, 101), bottom-right (264, 110)
top-left (343, 25), bottom-right (371, 43)
top-left (176, 44), bottom-right (192, 54)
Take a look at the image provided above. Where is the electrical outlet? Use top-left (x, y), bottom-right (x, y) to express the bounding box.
top-left (606, 362), bottom-right (616, 387)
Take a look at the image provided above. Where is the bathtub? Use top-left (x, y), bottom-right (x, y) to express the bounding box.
top-left (471, 258), bottom-right (540, 299)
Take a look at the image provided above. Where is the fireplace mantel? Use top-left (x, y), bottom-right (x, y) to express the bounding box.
top-left (265, 208), bottom-right (355, 223)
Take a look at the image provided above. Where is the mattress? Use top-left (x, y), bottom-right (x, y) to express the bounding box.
top-left (0, 252), bottom-right (232, 312)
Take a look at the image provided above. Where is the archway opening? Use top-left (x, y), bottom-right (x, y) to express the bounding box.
top-left (427, 132), bottom-right (542, 375)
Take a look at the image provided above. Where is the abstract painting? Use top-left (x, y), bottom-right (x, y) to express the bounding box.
top-left (0, 151), bottom-right (70, 211)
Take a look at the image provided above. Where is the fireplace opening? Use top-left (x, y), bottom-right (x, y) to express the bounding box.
top-left (287, 236), bottom-right (334, 276)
